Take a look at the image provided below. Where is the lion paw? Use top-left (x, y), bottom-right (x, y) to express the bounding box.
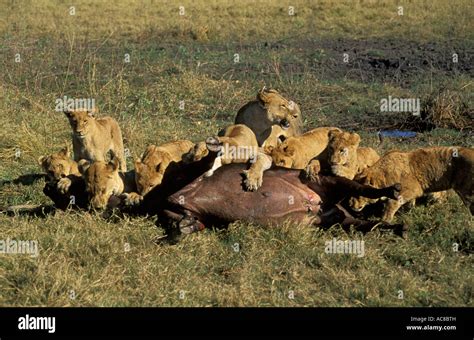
top-left (122, 192), bottom-right (144, 206)
top-left (304, 160), bottom-right (321, 181)
top-left (242, 169), bottom-right (263, 191)
top-left (57, 178), bottom-right (72, 194)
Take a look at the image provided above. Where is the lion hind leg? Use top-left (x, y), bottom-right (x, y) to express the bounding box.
top-left (382, 186), bottom-right (423, 222)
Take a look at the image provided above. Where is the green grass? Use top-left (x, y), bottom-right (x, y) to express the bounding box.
top-left (0, 0), bottom-right (472, 306)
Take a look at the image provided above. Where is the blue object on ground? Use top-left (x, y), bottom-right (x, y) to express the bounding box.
top-left (378, 130), bottom-right (417, 138)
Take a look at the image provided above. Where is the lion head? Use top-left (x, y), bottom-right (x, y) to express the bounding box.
top-left (183, 141), bottom-right (208, 164)
top-left (78, 157), bottom-right (123, 210)
top-left (38, 146), bottom-right (79, 180)
top-left (327, 130), bottom-right (360, 178)
top-left (64, 109), bottom-right (97, 137)
top-left (267, 144), bottom-right (296, 168)
top-left (257, 88), bottom-right (303, 132)
top-left (134, 145), bottom-right (174, 196)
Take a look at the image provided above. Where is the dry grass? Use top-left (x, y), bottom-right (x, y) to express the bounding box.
top-left (422, 89), bottom-right (473, 130)
top-left (0, 0), bottom-right (472, 307)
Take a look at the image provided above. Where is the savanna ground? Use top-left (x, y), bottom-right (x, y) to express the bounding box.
top-left (0, 0), bottom-right (473, 307)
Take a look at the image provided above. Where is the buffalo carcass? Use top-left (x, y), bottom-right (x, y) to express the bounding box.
top-left (160, 163), bottom-right (405, 239)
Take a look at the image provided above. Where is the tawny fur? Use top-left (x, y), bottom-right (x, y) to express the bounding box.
top-left (242, 127), bottom-right (341, 191)
top-left (184, 124), bottom-right (259, 179)
top-left (79, 157), bottom-right (135, 210)
top-left (267, 127), bottom-right (341, 169)
top-left (64, 109), bottom-right (127, 171)
top-left (235, 88), bottom-right (303, 146)
top-left (326, 130), bottom-right (380, 180)
top-left (38, 146), bottom-right (80, 180)
top-left (134, 140), bottom-right (194, 197)
top-left (349, 146), bottom-right (474, 222)
top-left (38, 146), bottom-right (82, 194)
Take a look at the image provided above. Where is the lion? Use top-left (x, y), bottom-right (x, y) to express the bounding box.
top-left (243, 127), bottom-right (341, 190)
top-left (124, 140), bottom-right (194, 205)
top-left (38, 146), bottom-right (79, 180)
top-left (38, 146), bottom-right (82, 194)
top-left (349, 146), bottom-right (474, 222)
top-left (324, 130), bottom-right (380, 180)
top-left (183, 124), bottom-right (259, 177)
top-left (64, 108), bottom-right (127, 171)
top-left (261, 124), bottom-right (291, 150)
top-left (267, 127), bottom-right (341, 169)
top-left (322, 130), bottom-right (447, 208)
top-left (78, 156), bottom-right (135, 210)
top-left (235, 87), bottom-right (303, 146)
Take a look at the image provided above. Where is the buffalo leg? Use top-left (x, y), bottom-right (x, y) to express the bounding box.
top-left (318, 204), bottom-right (407, 237)
top-left (314, 176), bottom-right (401, 206)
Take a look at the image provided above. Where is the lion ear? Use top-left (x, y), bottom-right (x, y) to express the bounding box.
top-left (38, 156), bottom-right (47, 166)
top-left (284, 146), bottom-right (295, 157)
top-left (108, 157), bottom-right (120, 172)
top-left (263, 145), bottom-right (274, 154)
top-left (355, 168), bottom-right (369, 182)
top-left (63, 110), bottom-right (73, 118)
top-left (257, 87), bottom-right (271, 105)
top-left (78, 159), bottom-right (91, 174)
top-left (59, 146), bottom-right (70, 158)
top-left (350, 132), bottom-right (361, 146)
top-left (328, 129), bottom-right (341, 141)
top-left (288, 100), bottom-right (295, 110)
top-left (134, 159), bottom-right (142, 169)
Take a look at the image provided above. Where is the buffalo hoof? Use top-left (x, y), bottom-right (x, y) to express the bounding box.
top-left (206, 137), bottom-right (221, 153)
top-left (179, 216), bottom-right (205, 234)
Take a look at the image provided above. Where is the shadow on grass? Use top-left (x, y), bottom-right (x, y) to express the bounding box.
top-left (0, 173), bottom-right (46, 186)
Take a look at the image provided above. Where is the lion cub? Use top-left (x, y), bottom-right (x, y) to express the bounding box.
top-left (184, 124), bottom-right (259, 178)
top-left (235, 88), bottom-right (303, 146)
top-left (349, 146), bottom-right (474, 222)
top-left (266, 127), bottom-right (341, 169)
top-left (39, 146), bottom-right (80, 180)
top-left (38, 146), bottom-right (81, 194)
top-left (123, 140), bottom-right (194, 205)
top-left (64, 109), bottom-right (127, 171)
top-left (324, 130), bottom-right (380, 180)
top-left (243, 127), bottom-right (340, 191)
top-left (79, 156), bottom-right (135, 210)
